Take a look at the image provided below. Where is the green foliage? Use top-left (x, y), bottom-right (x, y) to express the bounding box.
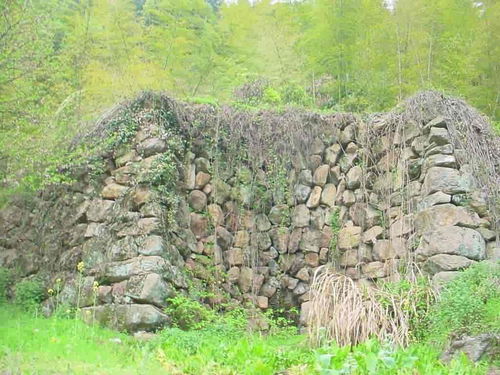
top-left (378, 277), bottom-right (436, 341)
top-left (13, 278), bottom-right (45, 311)
top-left (0, 267), bottom-right (12, 303)
top-left (425, 262), bottom-right (500, 341)
top-left (316, 339), bottom-right (487, 375)
top-left (164, 294), bottom-right (217, 330)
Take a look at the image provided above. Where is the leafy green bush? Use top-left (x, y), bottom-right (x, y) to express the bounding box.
top-left (164, 295), bottom-right (217, 330)
top-left (14, 278), bottom-right (45, 311)
top-left (0, 267), bottom-right (12, 302)
top-left (426, 262), bottom-right (500, 341)
top-left (316, 339), bottom-right (486, 375)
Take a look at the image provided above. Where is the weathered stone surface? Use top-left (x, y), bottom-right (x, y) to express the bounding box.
top-left (185, 163), bottom-right (196, 190)
top-left (251, 232), bottom-right (272, 251)
top-left (86, 199), bottom-right (114, 222)
top-left (423, 154), bottom-right (456, 172)
top-left (81, 304), bottom-right (169, 333)
top-left (362, 226), bottom-right (384, 244)
top-left (306, 186), bottom-right (322, 208)
top-left (188, 190), bottom-right (207, 212)
top-left (132, 187), bottom-right (152, 208)
top-left (486, 242), bottom-right (500, 260)
top-left (234, 230), bottom-right (250, 248)
top-left (190, 213), bottom-right (208, 238)
top-left (338, 226), bottom-right (362, 250)
top-left (346, 166), bottom-right (362, 190)
top-left (417, 191), bottom-right (451, 210)
top-left (226, 248), bottom-right (244, 266)
top-left (269, 204), bottom-right (290, 225)
top-left (101, 183), bottom-right (127, 200)
top-left (320, 184), bottom-right (337, 207)
top-left (126, 273), bottom-right (174, 307)
top-left (138, 138), bottom-right (167, 157)
top-left (415, 204), bottom-right (481, 233)
top-left (305, 252), bottom-right (319, 267)
top-left (298, 169), bottom-right (313, 186)
top-left (255, 214), bottom-right (272, 232)
top-left (194, 157), bottom-right (210, 173)
top-left (428, 127), bottom-right (451, 146)
top-left (239, 267), bottom-right (254, 293)
top-left (207, 204), bottom-right (224, 226)
top-left (117, 218), bottom-right (161, 237)
top-left (422, 167), bottom-right (474, 195)
top-left (441, 334), bottom-right (499, 363)
top-left (342, 190), bottom-right (356, 207)
top-left (389, 215), bottom-right (413, 238)
top-left (216, 226), bottom-right (233, 250)
top-left (324, 144), bottom-right (342, 165)
top-left (288, 228), bottom-right (302, 253)
top-left (139, 235), bottom-right (165, 256)
top-left (477, 228), bottom-right (496, 241)
top-left (294, 184), bottom-right (312, 203)
top-left (424, 254), bottom-right (476, 274)
top-left (373, 240), bottom-right (398, 261)
top-left (299, 229), bottom-right (322, 253)
top-left (104, 256), bottom-right (185, 286)
top-left (349, 203), bottom-right (381, 229)
top-left (292, 204), bottom-right (310, 228)
top-left (269, 227), bottom-right (289, 253)
top-left (361, 261), bottom-right (386, 279)
top-left (416, 227), bottom-right (486, 260)
top-left (313, 165), bottom-right (329, 187)
top-left (195, 172), bottom-right (211, 189)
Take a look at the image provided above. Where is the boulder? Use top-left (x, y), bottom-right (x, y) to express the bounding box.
top-left (195, 172), bottom-right (211, 189)
top-left (320, 184), bottom-right (337, 207)
top-left (306, 186), bottom-right (322, 208)
top-left (269, 204), bottom-right (290, 226)
top-left (138, 138), bottom-right (167, 157)
top-left (139, 235), bottom-right (165, 256)
top-left (324, 144), bottom-right (342, 166)
top-left (338, 226), bottom-right (362, 250)
top-left (226, 248), bottom-right (244, 266)
top-left (190, 213), bottom-right (208, 238)
top-left (346, 166), bottom-right (362, 190)
top-left (415, 204), bottom-right (481, 233)
top-left (417, 191), bottom-right (451, 210)
top-left (298, 169), bottom-right (313, 186)
top-left (126, 273), bottom-right (175, 307)
top-left (194, 157), bottom-right (210, 173)
top-left (428, 127), bottom-right (451, 146)
top-left (101, 183), bottom-right (127, 200)
top-left (255, 214), bottom-right (272, 232)
top-left (292, 205), bottom-right (310, 228)
top-left (269, 227), bottom-right (289, 253)
top-left (294, 184), bottom-right (312, 204)
top-left (188, 190), bottom-right (207, 212)
top-left (416, 227), bottom-right (486, 260)
top-left (313, 165), bottom-right (329, 187)
top-left (441, 334), bottom-right (499, 363)
top-left (424, 254), bottom-right (476, 275)
top-left (80, 304), bottom-right (169, 333)
top-left (86, 199), bottom-right (114, 222)
top-left (299, 229), bottom-right (322, 253)
top-left (422, 167), bottom-right (474, 195)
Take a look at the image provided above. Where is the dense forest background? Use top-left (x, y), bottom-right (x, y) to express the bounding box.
top-left (0, 0), bottom-right (499, 199)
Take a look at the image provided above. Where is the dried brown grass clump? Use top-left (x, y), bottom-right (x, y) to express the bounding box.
top-left (306, 266), bottom-right (434, 348)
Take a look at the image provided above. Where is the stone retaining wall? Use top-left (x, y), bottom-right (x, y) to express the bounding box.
top-left (0, 98), bottom-right (498, 332)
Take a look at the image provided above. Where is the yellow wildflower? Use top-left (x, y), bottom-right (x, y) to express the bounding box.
top-left (47, 288), bottom-right (54, 295)
top-left (77, 261), bottom-right (85, 273)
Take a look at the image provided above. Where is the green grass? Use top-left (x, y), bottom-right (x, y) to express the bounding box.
top-left (0, 303), bottom-right (491, 375)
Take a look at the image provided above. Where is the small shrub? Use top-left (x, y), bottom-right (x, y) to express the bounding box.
top-left (0, 267), bottom-right (12, 302)
top-left (425, 262), bottom-right (500, 341)
top-left (14, 278), bottom-right (45, 311)
top-left (164, 295), bottom-right (217, 330)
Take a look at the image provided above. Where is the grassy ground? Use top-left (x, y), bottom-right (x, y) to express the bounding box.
top-left (0, 304), bottom-right (491, 375)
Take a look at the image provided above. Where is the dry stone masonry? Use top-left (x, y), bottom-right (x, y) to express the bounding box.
top-left (0, 93), bottom-right (498, 332)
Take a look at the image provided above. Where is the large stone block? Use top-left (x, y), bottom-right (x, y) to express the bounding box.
top-left (126, 273), bottom-right (175, 307)
top-left (338, 226), bottom-right (361, 250)
top-left (415, 204), bottom-right (481, 233)
top-left (422, 167), bottom-right (474, 195)
top-left (80, 304), bottom-right (169, 332)
top-left (424, 254), bottom-right (476, 275)
top-left (416, 227), bottom-right (486, 261)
